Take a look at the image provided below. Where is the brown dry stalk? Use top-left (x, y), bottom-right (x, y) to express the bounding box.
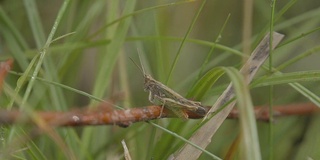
top-left (0, 59), bottom-right (318, 127)
top-left (0, 103), bottom-right (318, 127)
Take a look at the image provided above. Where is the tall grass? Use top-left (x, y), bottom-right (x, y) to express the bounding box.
top-left (0, 0), bottom-right (320, 159)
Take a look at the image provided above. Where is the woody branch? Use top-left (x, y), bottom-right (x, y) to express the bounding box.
top-left (0, 103), bottom-right (318, 127)
top-left (0, 57), bottom-right (319, 127)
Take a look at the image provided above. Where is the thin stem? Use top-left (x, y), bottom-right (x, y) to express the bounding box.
top-left (268, 0), bottom-right (277, 159)
top-left (0, 103), bottom-right (318, 126)
top-left (165, 0), bottom-right (207, 85)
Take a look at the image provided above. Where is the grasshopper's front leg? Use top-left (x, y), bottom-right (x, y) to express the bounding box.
top-left (147, 93), bottom-right (168, 118)
top-left (148, 91), bottom-right (155, 103)
top-left (153, 95), bottom-right (167, 118)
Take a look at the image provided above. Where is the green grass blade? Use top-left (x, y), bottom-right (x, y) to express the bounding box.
top-left (252, 71), bottom-right (320, 87)
top-left (8, 70), bottom-right (124, 110)
top-left (88, 1), bottom-right (194, 39)
top-left (19, 0), bottom-right (70, 109)
top-left (0, 7), bottom-right (29, 68)
top-left (290, 83), bottom-right (320, 107)
top-left (0, 7), bottom-right (29, 50)
top-left (149, 122), bottom-right (221, 160)
top-left (80, 1), bottom-right (136, 160)
top-left (187, 67), bottom-right (224, 100)
top-left (166, 0), bottom-right (207, 85)
top-left (23, 0), bottom-right (46, 47)
top-left (90, 1), bottom-right (136, 101)
top-left (127, 36), bottom-right (243, 57)
top-left (7, 54), bottom-right (38, 109)
top-left (277, 27), bottom-right (320, 48)
top-left (195, 14), bottom-right (230, 81)
top-left (276, 45), bottom-right (320, 71)
top-left (223, 67), bottom-right (261, 160)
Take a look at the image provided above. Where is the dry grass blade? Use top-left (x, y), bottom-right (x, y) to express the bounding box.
top-left (121, 140), bottom-right (132, 160)
top-left (172, 32), bottom-right (285, 160)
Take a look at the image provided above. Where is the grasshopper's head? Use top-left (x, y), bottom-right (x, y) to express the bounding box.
top-left (129, 51), bottom-right (157, 92)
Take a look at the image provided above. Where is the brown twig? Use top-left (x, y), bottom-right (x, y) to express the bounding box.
top-left (229, 103), bottom-right (319, 121)
top-left (0, 103), bottom-right (318, 127)
top-left (0, 58), bottom-right (318, 128)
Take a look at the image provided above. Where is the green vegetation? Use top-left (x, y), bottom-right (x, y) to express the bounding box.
top-left (0, 0), bottom-right (320, 159)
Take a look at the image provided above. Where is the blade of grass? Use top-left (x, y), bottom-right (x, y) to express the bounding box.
top-left (252, 0), bottom-right (297, 47)
top-left (3, 82), bottom-right (76, 160)
top-left (128, 35), bottom-right (243, 54)
top-left (290, 83), bottom-right (320, 107)
top-left (0, 6), bottom-right (29, 49)
top-left (276, 45), bottom-right (320, 71)
top-left (165, 0), bottom-right (207, 85)
top-left (190, 14), bottom-right (230, 93)
top-left (7, 54), bottom-right (39, 109)
top-left (277, 27), bottom-right (320, 48)
top-left (57, 1), bottom-right (106, 78)
top-left (8, 71), bottom-right (123, 109)
top-left (80, 1), bottom-right (136, 160)
top-left (187, 67), bottom-right (225, 100)
top-left (275, 5), bottom-right (320, 31)
top-left (153, 11), bottom-right (166, 82)
top-left (0, 7), bottom-right (29, 68)
top-left (23, 0), bottom-right (46, 47)
top-left (19, 0), bottom-right (70, 109)
top-left (224, 67), bottom-right (261, 160)
top-left (252, 71), bottom-right (320, 87)
top-left (90, 1), bottom-right (136, 101)
top-left (88, 0), bottom-right (195, 40)
top-left (8, 1), bottom-right (76, 159)
top-left (268, 0), bottom-right (277, 159)
top-left (148, 122), bottom-right (221, 160)
top-left (0, 39), bottom-right (111, 61)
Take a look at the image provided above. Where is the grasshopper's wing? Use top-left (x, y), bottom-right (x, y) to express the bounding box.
top-left (160, 98), bottom-right (189, 119)
top-left (166, 105), bottom-right (189, 119)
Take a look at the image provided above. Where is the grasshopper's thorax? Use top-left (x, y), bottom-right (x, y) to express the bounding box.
top-left (143, 74), bottom-right (164, 98)
top-left (143, 74), bottom-right (156, 90)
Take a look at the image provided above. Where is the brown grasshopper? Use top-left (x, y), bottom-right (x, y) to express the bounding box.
top-left (130, 54), bottom-right (206, 119)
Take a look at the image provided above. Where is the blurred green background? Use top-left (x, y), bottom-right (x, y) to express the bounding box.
top-left (0, 0), bottom-right (320, 159)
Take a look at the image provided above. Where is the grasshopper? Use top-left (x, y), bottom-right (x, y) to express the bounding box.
top-left (130, 54), bottom-right (206, 119)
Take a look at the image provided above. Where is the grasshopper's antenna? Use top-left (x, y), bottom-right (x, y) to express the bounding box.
top-left (137, 48), bottom-right (146, 75)
top-left (129, 48), bottom-right (146, 76)
top-left (129, 57), bottom-right (144, 76)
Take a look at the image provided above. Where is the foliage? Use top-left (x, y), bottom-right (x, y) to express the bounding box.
top-left (0, 0), bottom-right (320, 159)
